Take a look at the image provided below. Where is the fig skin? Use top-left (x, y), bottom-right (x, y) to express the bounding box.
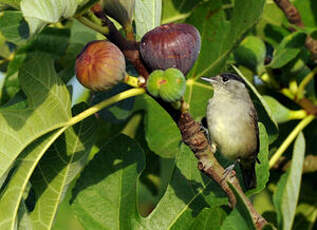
top-left (75, 40), bottom-right (126, 91)
top-left (140, 23), bottom-right (201, 76)
top-left (147, 68), bottom-right (186, 102)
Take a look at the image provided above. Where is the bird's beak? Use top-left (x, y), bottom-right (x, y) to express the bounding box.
top-left (201, 77), bottom-right (217, 84)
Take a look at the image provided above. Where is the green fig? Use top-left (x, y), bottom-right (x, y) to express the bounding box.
top-left (147, 68), bottom-right (186, 102)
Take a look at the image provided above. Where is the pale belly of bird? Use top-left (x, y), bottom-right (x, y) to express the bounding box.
top-left (207, 100), bottom-right (257, 161)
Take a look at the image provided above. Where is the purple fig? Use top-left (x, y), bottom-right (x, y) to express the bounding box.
top-left (75, 40), bottom-right (126, 91)
top-left (140, 23), bottom-right (201, 76)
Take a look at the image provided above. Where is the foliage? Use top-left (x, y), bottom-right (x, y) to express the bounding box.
top-left (0, 0), bottom-right (316, 229)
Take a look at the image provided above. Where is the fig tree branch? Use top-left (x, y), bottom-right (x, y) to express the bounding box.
top-left (273, 0), bottom-right (317, 62)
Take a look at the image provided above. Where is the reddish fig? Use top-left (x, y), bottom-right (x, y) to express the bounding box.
top-left (75, 40), bottom-right (126, 91)
top-left (140, 23), bottom-right (201, 75)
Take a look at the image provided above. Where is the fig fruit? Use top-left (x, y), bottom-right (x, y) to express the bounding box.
top-left (140, 23), bottom-right (201, 75)
top-left (147, 68), bottom-right (186, 102)
top-left (75, 40), bottom-right (126, 91)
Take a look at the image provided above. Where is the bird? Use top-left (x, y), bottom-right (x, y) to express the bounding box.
top-left (201, 73), bottom-right (259, 189)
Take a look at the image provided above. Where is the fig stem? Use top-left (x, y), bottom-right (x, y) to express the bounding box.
top-left (123, 74), bottom-right (142, 88)
top-left (67, 88), bottom-right (145, 127)
top-left (76, 16), bottom-right (109, 35)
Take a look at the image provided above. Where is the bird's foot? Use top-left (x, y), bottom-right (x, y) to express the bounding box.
top-left (222, 159), bottom-right (240, 180)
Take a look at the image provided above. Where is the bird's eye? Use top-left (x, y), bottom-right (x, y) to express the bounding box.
top-left (222, 76), bottom-right (229, 82)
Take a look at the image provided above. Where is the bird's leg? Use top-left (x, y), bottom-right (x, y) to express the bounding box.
top-left (223, 158), bottom-right (240, 179)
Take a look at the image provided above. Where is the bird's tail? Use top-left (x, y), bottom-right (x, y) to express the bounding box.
top-left (239, 161), bottom-right (257, 190)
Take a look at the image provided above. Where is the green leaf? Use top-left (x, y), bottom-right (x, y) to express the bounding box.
top-left (21, 0), bottom-right (79, 34)
top-left (30, 104), bottom-right (96, 230)
top-left (0, 11), bottom-right (29, 45)
top-left (220, 209), bottom-right (249, 230)
top-left (186, 207), bottom-right (227, 230)
top-left (0, 0), bottom-right (21, 8)
top-left (0, 129), bottom-right (67, 230)
top-left (273, 132), bottom-right (306, 230)
top-left (186, 0), bottom-right (265, 79)
top-left (293, 203), bottom-right (317, 230)
top-left (5, 27), bottom-right (70, 79)
top-left (161, 0), bottom-right (203, 24)
top-left (228, 183), bottom-right (256, 230)
top-left (268, 32), bottom-right (307, 69)
top-left (233, 36), bottom-right (266, 73)
top-left (233, 66), bottom-right (279, 143)
top-left (263, 96), bottom-right (306, 123)
top-left (17, 200), bottom-right (33, 230)
top-left (134, 0), bottom-right (162, 38)
top-left (134, 94), bottom-right (182, 158)
top-left (0, 53), bottom-right (71, 180)
top-left (71, 134), bottom-right (145, 230)
top-left (247, 123), bottom-right (270, 195)
top-left (140, 144), bottom-right (227, 229)
top-left (294, 0), bottom-right (317, 28)
top-left (184, 79), bottom-right (213, 120)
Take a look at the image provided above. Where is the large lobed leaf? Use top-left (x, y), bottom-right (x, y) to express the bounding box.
top-left (0, 53), bottom-right (72, 180)
top-left (30, 105), bottom-right (96, 230)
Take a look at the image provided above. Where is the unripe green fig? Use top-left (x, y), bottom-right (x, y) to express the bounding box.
top-left (147, 68), bottom-right (186, 102)
top-left (75, 40), bottom-right (126, 91)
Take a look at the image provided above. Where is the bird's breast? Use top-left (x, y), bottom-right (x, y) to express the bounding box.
top-left (206, 97), bottom-right (257, 161)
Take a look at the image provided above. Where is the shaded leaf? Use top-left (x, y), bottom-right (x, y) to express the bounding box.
top-left (228, 183), bottom-right (256, 230)
top-left (0, 10), bottom-right (29, 45)
top-left (247, 123), bottom-right (270, 195)
top-left (273, 132), bottom-right (306, 230)
top-left (71, 134), bottom-right (145, 230)
top-left (161, 0), bottom-right (203, 24)
top-left (134, 94), bottom-right (181, 158)
top-left (233, 36), bottom-right (266, 73)
top-left (140, 144), bottom-right (227, 229)
top-left (268, 32), bottom-right (306, 69)
top-left (220, 209), bottom-right (249, 230)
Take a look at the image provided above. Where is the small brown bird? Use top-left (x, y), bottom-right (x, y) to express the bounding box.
top-left (201, 73), bottom-right (259, 189)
